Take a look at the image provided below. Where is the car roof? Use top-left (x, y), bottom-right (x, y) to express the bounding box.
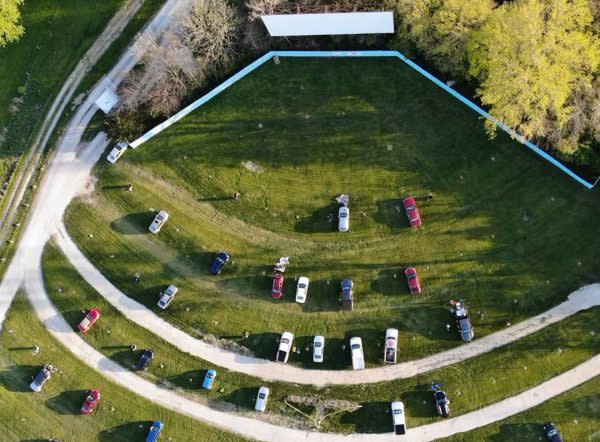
top-left (258, 386), bottom-right (269, 393)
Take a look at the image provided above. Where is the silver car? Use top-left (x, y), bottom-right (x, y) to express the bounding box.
top-left (149, 211), bottom-right (169, 234)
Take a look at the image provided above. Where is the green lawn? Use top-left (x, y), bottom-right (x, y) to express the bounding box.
top-left (42, 241), bottom-right (600, 434)
top-left (0, 294), bottom-right (245, 442)
top-left (65, 57), bottom-right (600, 368)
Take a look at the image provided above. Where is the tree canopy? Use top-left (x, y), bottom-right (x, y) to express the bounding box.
top-left (0, 0), bottom-right (24, 47)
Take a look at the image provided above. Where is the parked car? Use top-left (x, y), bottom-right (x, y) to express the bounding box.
top-left (80, 389), bottom-right (100, 415)
top-left (450, 300), bottom-right (474, 341)
top-left (276, 331), bottom-right (294, 363)
top-left (29, 364), bottom-right (53, 392)
top-left (402, 196), bottom-right (422, 227)
top-left (135, 349), bottom-right (154, 371)
top-left (209, 251), bottom-right (230, 275)
top-left (543, 423), bottom-right (563, 442)
top-left (157, 284), bottom-right (178, 310)
top-left (384, 328), bottom-right (399, 364)
top-left (391, 401), bottom-right (407, 435)
top-left (148, 211), bottom-right (169, 234)
top-left (350, 337), bottom-right (365, 370)
top-left (202, 369), bottom-right (216, 390)
top-left (433, 389), bottom-right (450, 418)
top-left (272, 270), bottom-right (284, 299)
top-left (338, 205), bottom-right (350, 232)
top-left (341, 278), bottom-right (354, 311)
top-left (146, 421), bottom-right (163, 442)
top-left (106, 141), bottom-right (128, 164)
top-left (405, 267), bottom-right (421, 294)
top-left (295, 277), bottom-right (309, 303)
top-left (77, 308), bottom-right (100, 333)
top-left (313, 335), bottom-right (325, 363)
top-left (255, 386), bottom-right (270, 412)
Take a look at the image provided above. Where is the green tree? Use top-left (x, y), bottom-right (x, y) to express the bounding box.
top-left (0, 0), bottom-right (24, 47)
top-left (467, 0), bottom-right (600, 146)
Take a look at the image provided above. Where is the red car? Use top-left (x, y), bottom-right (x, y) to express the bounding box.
top-left (405, 267), bottom-right (421, 294)
top-left (402, 196), bottom-right (422, 227)
top-left (80, 389), bottom-right (100, 415)
top-left (272, 271), bottom-right (284, 299)
top-left (77, 309), bottom-right (100, 333)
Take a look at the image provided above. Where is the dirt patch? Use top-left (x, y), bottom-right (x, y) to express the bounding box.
top-left (242, 160), bottom-right (262, 173)
top-left (76, 175), bottom-right (99, 205)
top-left (200, 333), bottom-right (255, 357)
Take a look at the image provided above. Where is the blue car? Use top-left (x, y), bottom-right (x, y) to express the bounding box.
top-left (202, 368), bottom-right (217, 389)
top-left (146, 421), bottom-right (163, 442)
top-left (209, 251), bottom-right (230, 275)
top-left (135, 349), bottom-right (154, 371)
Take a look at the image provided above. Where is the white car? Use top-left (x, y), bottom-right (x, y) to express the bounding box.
top-left (276, 331), bottom-right (294, 363)
top-left (391, 401), bottom-right (407, 435)
top-left (255, 386), bottom-right (270, 412)
top-left (157, 285), bottom-right (178, 310)
top-left (295, 277), bottom-right (309, 303)
top-left (149, 210), bottom-right (169, 233)
top-left (30, 365), bottom-right (53, 392)
top-left (313, 335), bottom-right (325, 363)
top-left (338, 206), bottom-right (349, 232)
top-left (384, 328), bottom-right (399, 364)
top-left (106, 141), bottom-right (128, 164)
top-left (350, 337), bottom-right (365, 370)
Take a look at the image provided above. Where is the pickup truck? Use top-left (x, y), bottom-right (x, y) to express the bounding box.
top-left (384, 328), bottom-right (399, 364)
top-left (350, 337), bottom-right (365, 370)
top-left (391, 401), bottom-right (407, 435)
top-left (276, 331), bottom-right (294, 363)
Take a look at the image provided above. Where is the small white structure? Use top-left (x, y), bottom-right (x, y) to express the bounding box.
top-left (95, 87), bottom-right (119, 114)
top-left (261, 11), bottom-right (394, 37)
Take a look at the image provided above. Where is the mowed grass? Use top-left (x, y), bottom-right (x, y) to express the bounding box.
top-left (42, 241), bottom-right (600, 434)
top-left (65, 57), bottom-right (600, 367)
top-left (0, 295), bottom-right (245, 442)
top-left (0, 0), bottom-right (127, 181)
top-left (442, 376), bottom-right (600, 442)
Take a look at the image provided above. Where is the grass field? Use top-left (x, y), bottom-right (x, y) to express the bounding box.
top-left (65, 57), bottom-right (600, 368)
top-left (42, 241), bottom-right (600, 434)
top-left (0, 294), bottom-right (245, 442)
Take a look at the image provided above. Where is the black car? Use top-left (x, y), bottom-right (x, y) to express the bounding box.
top-left (450, 300), bottom-right (474, 341)
top-left (434, 390), bottom-right (450, 418)
top-left (135, 349), bottom-right (154, 371)
top-left (543, 423), bottom-right (563, 442)
top-left (209, 251), bottom-right (230, 275)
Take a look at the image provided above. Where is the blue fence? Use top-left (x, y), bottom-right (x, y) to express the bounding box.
top-left (129, 50), bottom-right (593, 189)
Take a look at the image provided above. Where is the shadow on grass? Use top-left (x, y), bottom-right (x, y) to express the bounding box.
top-left (370, 268), bottom-right (408, 296)
top-left (110, 212), bottom-right (154, 235)
top-left (294, 202), bottom-right (339, 233)
top-left (46, 389), bottom-right (88, 415)
top-left (0, 364), bottom-right (40, 392)
top-left (298, 279), bottom-right (340, 312)
top-left (239, 332), bottom-right (281, 360)
top-left (223, 386), bottom-right (259, 409)
top-left (340, 401), bottom-right (390, 434)
top-left (98, 420), bottom-right (152, 441)
top-left (373, 199), bottom-right (406, 230)
top-left (488, 423), bottom-right (541, 441)
top-left (167, 369), bottom-right (203, 391)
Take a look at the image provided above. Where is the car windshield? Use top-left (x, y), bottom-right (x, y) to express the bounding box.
top-left (392, 409), bottom-right (403, 415)
top-left (351, 344), bottom-right (361, 350)
top-left (281, 338), bottom-right (290, 344)
top-left (407, 273), bottom-right (416, 280)
top-left (207, 373), bottom-right (214, 379)
top-left (258, 393), bottom-right (266, 399)
top-left (547, 429), bottom-right (557, 436)
top-left (339, 212), bottom-right (347, 218)
top-left (156, 215), bottom-right (164, 222)
top-left (406, 205), bottom-right (415, 211)
top-left (86, 395), bottom-right (94, 402)
top-left (314, 342), bottom-right (322, 347)
top-left (86, 313), bottom-right (94, 320)
top-left (298, 283), bottom-right (306, 289)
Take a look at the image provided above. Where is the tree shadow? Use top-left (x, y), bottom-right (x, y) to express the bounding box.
top-left (0, 364), bottom-right (40, 392)
top-left (488, 422), bottom-right (541, 441)
top-left (108, 349), bottom-right (139, 370)
top-left (167, 369), bottom-right (203, 391)
top-left (372, 199), bottom-right (406, 230)
top-left (110, 212), bottom-right (154, 235)
top-left (98, 421), bottom-right (152, 441)
top-left (45, 389), bottom-right (89, 415)
top-left (222, 386), bottom-right (260, 409)
top-left (298, 279), bottom-right (340, 312)
top-left (239, 332), bottom-right (282, 361)
top-left (294, 202), bottom-right (339, 233)
top-left (340, 401), bottom-right (390, 434)
top-left (370, 268), bottom-right (408, 296)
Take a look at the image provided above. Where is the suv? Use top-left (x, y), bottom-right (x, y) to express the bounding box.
top-left (272, 270), bottom-right (284, 299)
top-left (543, 423), bottom-right (563, 442)
top-left (30, 364), bottom-right (53, 392)
top-left (384, 328), bottom-right (398, 364)
top-left (135, 349), bottom-right (154, 371)
top-left (433, 387), bottom-right (450, 418)
top-left (157, 285), bottom-right (178, 310)
top-left (450, 300), bottom-right (474, 341)
top-left (276, 331), bottom-right (294, 363)
top-left (341, 278), bottom-right (354, 311)
top-left (349, 337), bottom-right (365, 370)
top-left (209, 251), bottom-right (230, 275)
top-left (391, 401), bottom-right (407, 435)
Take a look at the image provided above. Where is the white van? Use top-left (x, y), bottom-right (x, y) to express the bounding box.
top-left (350, 337), bottom-right (365, 370)
top-left (384, 328), bottom-right (399, 364)
top-left (391, 401), bottom-right (406, 435)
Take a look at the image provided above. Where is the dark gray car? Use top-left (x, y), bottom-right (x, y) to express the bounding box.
top-left (341, 279), bottom-right (354, 311)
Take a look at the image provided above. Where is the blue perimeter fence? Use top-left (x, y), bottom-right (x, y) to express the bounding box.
top-left (129, 50), bottom-right (594, 190)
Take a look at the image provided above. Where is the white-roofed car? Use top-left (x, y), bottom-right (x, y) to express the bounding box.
top-left (106, 141), bottom-right (128, 164)
top-left (255, 386), bottom-right (269, 412)
top-left (275, 331), bottom-right (294, 363)
top-left (149, 210), bottom-right (169, 234)
top-left (313, 335), bottom-right (325, 363)
top-left (295, 276), bottom-right (309, 303)
top-left (384, 328), bottom-right (399, 364)
top-left (338, 206), bottom-right (349, 232)
top-left (157, 285), bottom-right (178, 310)
top-left (29, 364), bottom-right (53, 392)
top-left (350, 337), bottom-right (365, 370)
top-left (391, 401), bottom-right (407, 435)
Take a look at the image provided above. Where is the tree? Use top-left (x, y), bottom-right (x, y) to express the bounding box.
top-left (0, 0), bottom-right (24, 47)
top-left (468, 0), bottom-right (600, 147)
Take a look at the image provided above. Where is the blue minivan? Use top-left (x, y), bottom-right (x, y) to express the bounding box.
top-left (202, 368), bottom-right (217, 390)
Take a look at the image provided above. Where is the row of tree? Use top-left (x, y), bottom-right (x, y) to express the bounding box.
top-left (386, 0), bottom-right (600, 160)
top-left (0, 0), bottom-right (24, 47)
